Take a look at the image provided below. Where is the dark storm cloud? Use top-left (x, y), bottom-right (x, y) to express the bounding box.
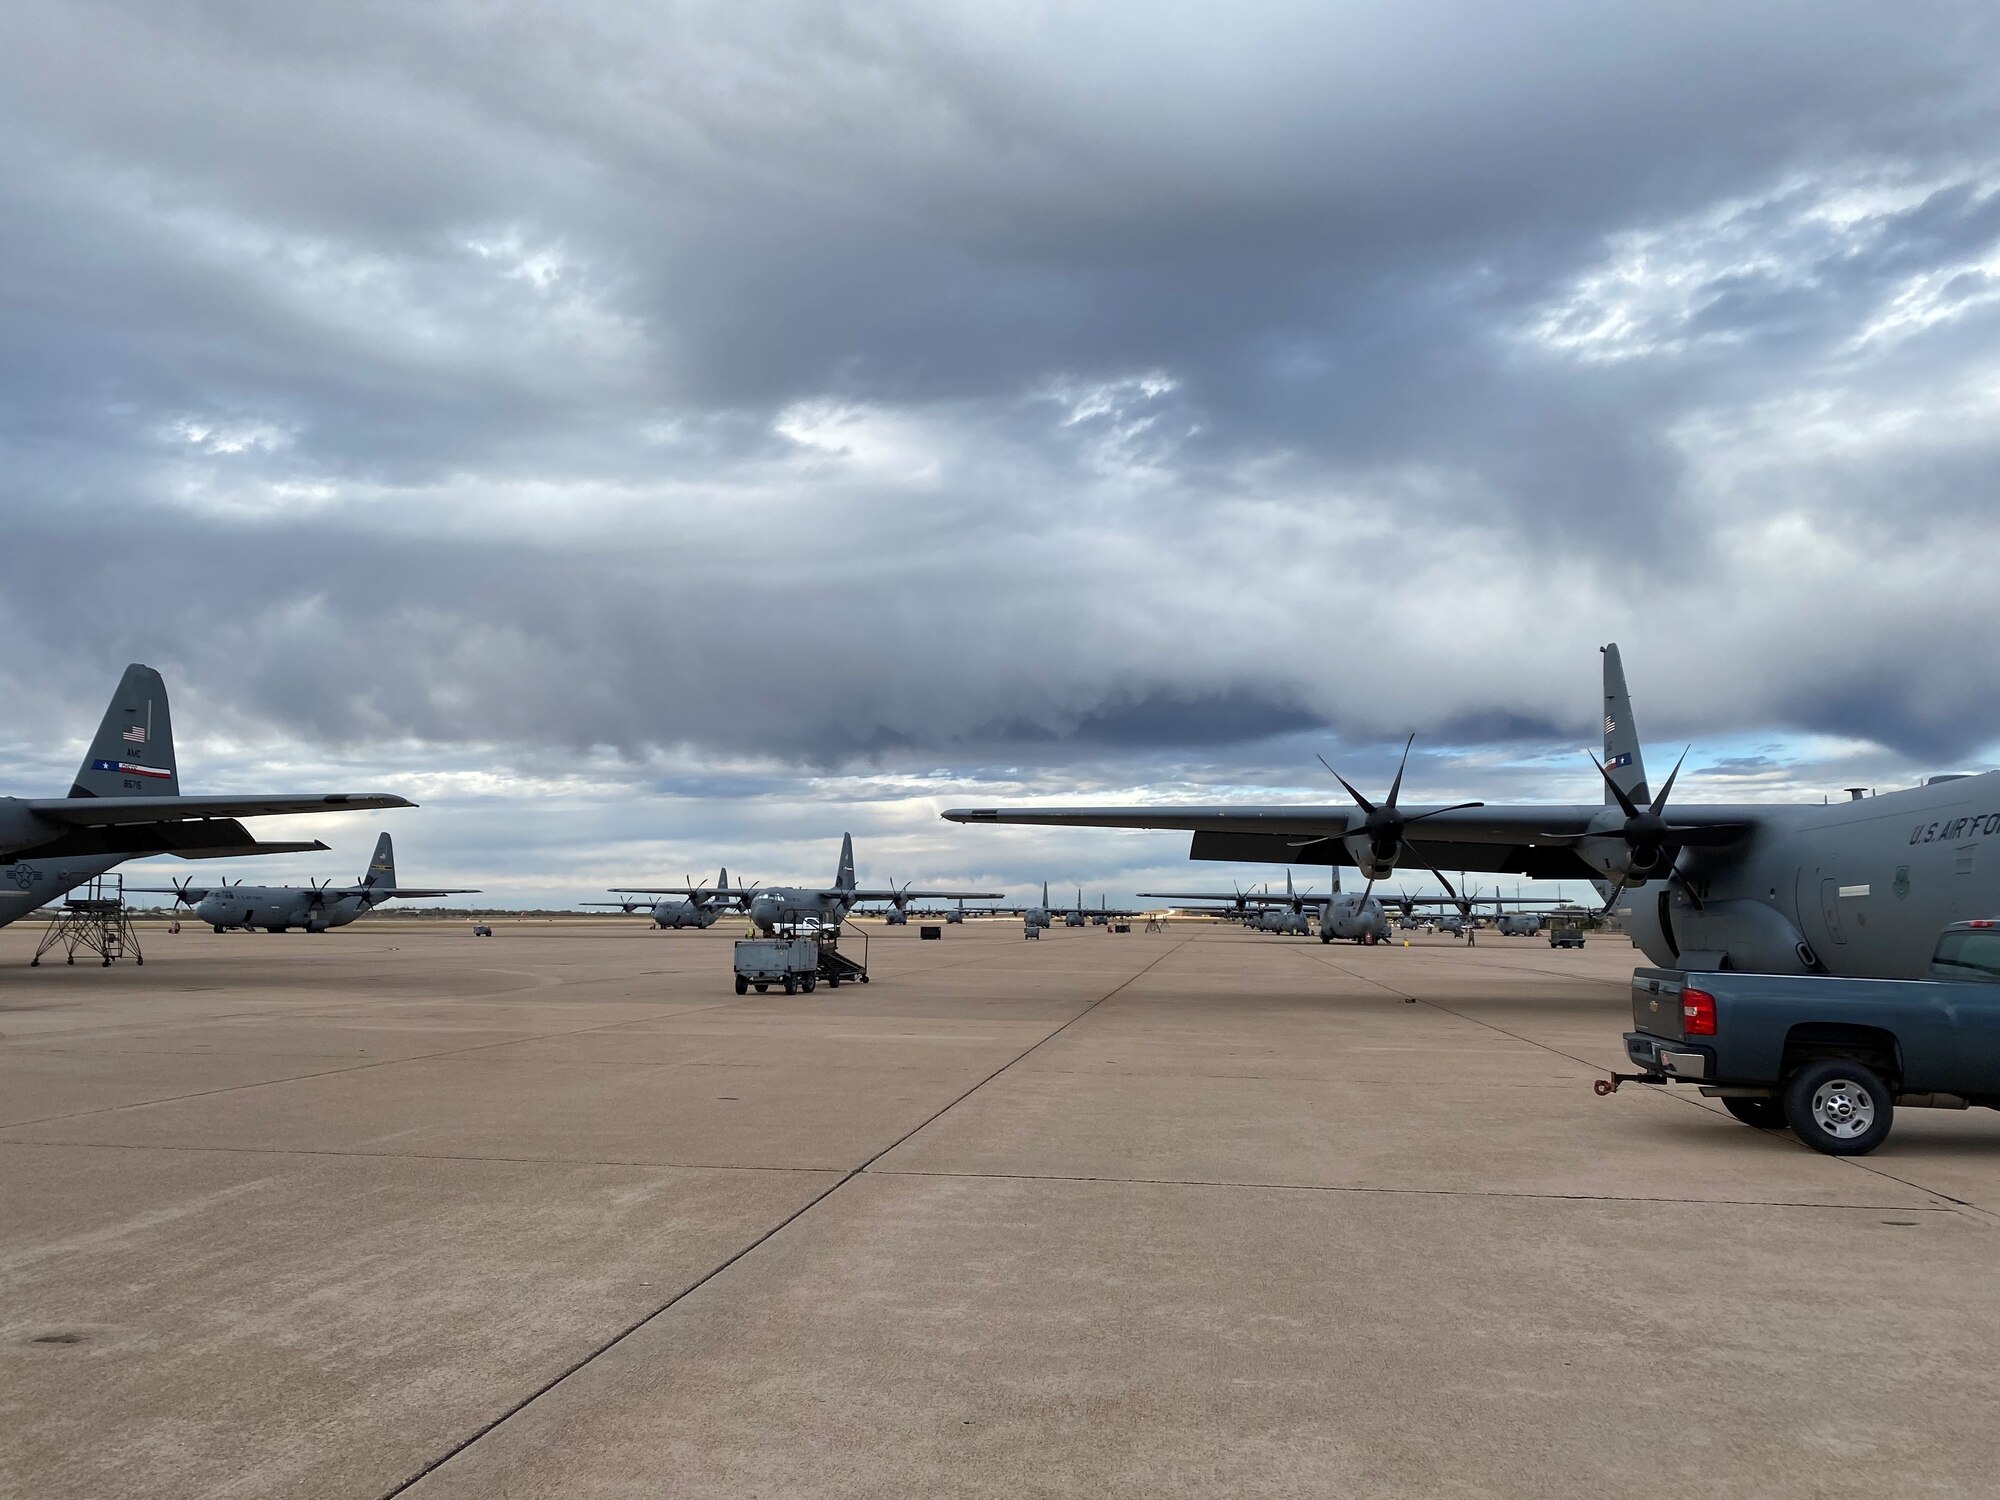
top-left (5, 0), bottom-right (2000, 811)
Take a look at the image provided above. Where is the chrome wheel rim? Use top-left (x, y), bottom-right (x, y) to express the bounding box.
top-left (1810, 1079), bottom-right (1876, 1139)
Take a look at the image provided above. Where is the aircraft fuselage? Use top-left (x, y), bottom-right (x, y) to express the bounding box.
top-left (197, 888), bottom-right (375, 932)
top-left (1315, 894), bottom-right (1392, 943)
top-left (0, 854), bottom-right (125, 930)
top-left (1626, 773), bottom-right (2000, 978)
top-left (747, 888), bottom-right (854, 934)
top-left (651, 898), bottom-right (722, 929)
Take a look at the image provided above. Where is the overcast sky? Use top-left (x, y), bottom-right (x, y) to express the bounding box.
top-left (3, 2), bottom-right (1998, 906)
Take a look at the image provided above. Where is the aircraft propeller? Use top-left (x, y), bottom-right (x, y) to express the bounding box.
top-left (1583, 748), bottom-right (1745, 915)
top-left (1319, 735), bottom-right (1485, 903)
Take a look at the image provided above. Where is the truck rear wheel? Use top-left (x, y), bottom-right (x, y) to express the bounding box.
top-left (1783, 1059), bottom-right (1894, 1155)
top-left (783, 977), bottom-right (797, 995)
top-left (1721, 1096), bottom-right (1785, 1129)
top-left (754, 983), bottom-right (768, 993)
top-left (735, 976), bottom-right (748, 995)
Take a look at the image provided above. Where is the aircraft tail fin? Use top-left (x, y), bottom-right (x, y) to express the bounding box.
top-left (1042, 880), bottom-right (1049, 908)
top-left (717, 868), bottom-right (730, 893)
top-left (1600, 644), bottom-right (1650, 806)
top-left (69, 664), bottom-right (179, 798)
top-left (362, 832), bottom-right (395, 890)
top-left (835, 834), bottom-right (856, 892)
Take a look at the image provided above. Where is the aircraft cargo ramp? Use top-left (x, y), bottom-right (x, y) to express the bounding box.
top-left (5, 918), bottom-right (2000, 1499)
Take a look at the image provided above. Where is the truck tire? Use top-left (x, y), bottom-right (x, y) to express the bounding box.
top-left (1783, 1058), bottom-right (1894, 1155)
top-left (802, 975), bottom-right (816, 994)
top-left (735, 976), bottom-right (748, 995)
top-left (783, 977), bottom-right (797, 995)
top-left (1721, 1096), bottom-right (1786, 1129)
top-left (754, 983), bottom-right (768, 994)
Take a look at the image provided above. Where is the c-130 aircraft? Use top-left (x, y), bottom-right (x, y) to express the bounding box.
top-left (583, 870), bottom-right (746, 928)
top-left (612, 834), bottom-right (1002, 936)
top-left (0, 664), bottom-right (411, 930)
top-left (948, 644), bottom-right (2000, 980)
top-left (132, 832), bottom-right (477, 933)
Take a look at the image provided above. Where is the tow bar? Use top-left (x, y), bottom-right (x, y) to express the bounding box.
top-left (1593, 1072), bottom-right (1666, 1096)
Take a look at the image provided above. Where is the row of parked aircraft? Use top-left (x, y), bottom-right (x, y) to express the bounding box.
top-left (583, 836), bottom-right (1002, 934)
top-left (11, 645), bottom-right (1999, 980)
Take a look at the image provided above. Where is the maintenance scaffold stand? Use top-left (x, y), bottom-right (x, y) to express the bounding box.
top-left (33, 875), bottom-right (143, 968)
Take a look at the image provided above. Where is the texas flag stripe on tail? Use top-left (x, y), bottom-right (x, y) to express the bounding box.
top-left (91, 759), bottom-right (173, 780)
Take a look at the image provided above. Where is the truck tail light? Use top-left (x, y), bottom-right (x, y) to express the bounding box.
top-left (1682, 987), bottom-right (1717, 1037)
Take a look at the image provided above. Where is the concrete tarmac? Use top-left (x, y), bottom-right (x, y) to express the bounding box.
top-left (4, 918), bottom-right (1999, 1498)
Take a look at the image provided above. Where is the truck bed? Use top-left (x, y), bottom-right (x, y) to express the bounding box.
top-left (1628, 965), bottom-right (2000, 1100)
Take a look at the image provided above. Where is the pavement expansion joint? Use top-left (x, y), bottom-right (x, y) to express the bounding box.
top-left (862, 1166), bottom-right (1965, 1213)
top-left (375, 939), bottom-right (1192, 1496)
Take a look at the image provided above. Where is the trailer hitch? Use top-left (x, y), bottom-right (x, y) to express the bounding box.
top-left (1593, 1072), bottom-right (1666, 1096)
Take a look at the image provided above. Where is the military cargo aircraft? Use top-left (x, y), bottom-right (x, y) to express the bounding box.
top-left (588, 870), bottom-right (748, 929)
top-left (617, 834), bottom-right (1002, 936)
top-left (1, 664), bottom-right (412, 931)
top-left (948, 644), bottom-right (2000, 979)
top-left (1059, 889), bottom-right (1141, 927)
top-left (135, 833), bottom-right (477, 933)
top-left (1142, 870), bottom-right (1541, 945)
top-left (1143, 871), bottom-right (1346, 937)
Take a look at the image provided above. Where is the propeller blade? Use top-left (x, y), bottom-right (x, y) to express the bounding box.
top-left (1649, 747), bottom-right (1690, 816)
top-left (1316, 754), bottom-right (1376, 815)
top-left (1426, 867), bottom-right (1472, 917)
top-left (1586, 751), bottom-right (1642, 820)
top-left (1596, 876), bottom-right (1629, 919)
top-left (1402, 801), bottom-right (1486, 823)
top-left (1668, 866), bottom-right (1705, 912)
top-left (1384, 734), bottom-right (1414, 810)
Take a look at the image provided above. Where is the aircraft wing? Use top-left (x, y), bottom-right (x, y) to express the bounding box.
top-left (24, 793), bottom-right (413, 826)
top-left (372, 888), bottom-right (482, 899)
top-left (1137, 890), bottom-right (1324, 905)
top-left (175, 839), bottom-right (331, 860)
top-left (608, 887), bottom-right (751, 906)
top-left (943, 803), bottom-right (1753, 880)
top-left (849, 889), bottom-right (1007, 903)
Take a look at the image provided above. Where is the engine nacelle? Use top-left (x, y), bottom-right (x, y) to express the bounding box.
top-left (1342, 834), bottom-right (1399, 882)
top-left (1573, 833), bottom-right (1669, 883)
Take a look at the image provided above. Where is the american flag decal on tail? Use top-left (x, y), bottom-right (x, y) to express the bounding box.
top-left (123, 725), bottom-right (147, 744)
top-left (1604, 714), bottom-right (1616, 735)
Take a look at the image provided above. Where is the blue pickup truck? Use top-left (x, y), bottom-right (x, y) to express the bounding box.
top-left (1614, 919), bottom-right (2000, 1156)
